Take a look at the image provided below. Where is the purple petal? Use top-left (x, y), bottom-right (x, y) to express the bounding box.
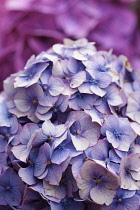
top-left (20, 123), bottom-right (39, 144)
top-left (80, 160), bottom-right (106, 181)
top-left (14, 89), bottom-right (32, 112)
top-left (11, 144), bottom-right (31, 163)
top-left (72, 155), bottom-right (85, 179)
top-left (107, 86), bottom-right (123, 106)
top-left (70, 71), bottom-right (86, 88)
top-left (106, 130), bottom-right (120, 148)
top-left (78, 82), bottom-right (92, 94)
top-left (0, 187), bottom-right (7, 205)
top-left (26, 83), bottom-right (44, 101)
top-left (42, 120), bottom-right (56, 136)
top-left (119, 153), bottom-right (140, 190)
top-left (43, 181), bottom-right (66, 200)
top-left (44, 164), bottom-right (63, 185)
top-left (96, 73), bottom-right (112, 88)
top-left (101, 115), bottom-right (119, 135)
top-left (71, 134), bottom-right (89, 151)
top-left (85, 108), bottom-right (104, 125)
top-left (34, 143), bottom-right (51, 177)
top-left (90, 185), bottom-right (116, 205)
top-left (77, 178), bottom-right (93, 199)
top-left (0, 136), bottom-right (7, 152)
top-left (5, 188), bottom-right (22, 206)
top-left (19, 166), bottom-right (37, 185)
top-left (0, 100), bottom-right (15, 127)
top-left (48, 76), bottom-right (64, 96)
top-left (91, 140), bottom-right (109, 161)
top-left (51, 149), bottom-right (70, 165)
top-left (54, 124), bottom-right (67, 137)
top-left (90, 85), bottom-right (106, 97)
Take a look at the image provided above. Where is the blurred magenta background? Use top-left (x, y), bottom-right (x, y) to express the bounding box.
top-left (0, 0), bottom-right (140, 91)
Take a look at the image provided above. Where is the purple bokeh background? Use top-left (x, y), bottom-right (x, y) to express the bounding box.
top-left (0, 0), bottom-right (140, 91)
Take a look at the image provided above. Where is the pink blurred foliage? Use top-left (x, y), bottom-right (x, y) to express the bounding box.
top-left (0, 0), bottom-right (140, 91)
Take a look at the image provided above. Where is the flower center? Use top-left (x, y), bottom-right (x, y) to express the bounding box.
top-left (65, 76), bottom-right (70, 82)
top-left (105, 158), bottom-right (110, 166)
top-left (4, 134), bottom-right (10, 140)
top-left (8, 113), bottom-right (13, 118)
top-left (42, 84), bottom-right (48, 92)
top-left (102, 94), bottom-right (107, 101)
top-left (95, 179), bottom-right (101, 184)
top-left (60, 178), bottom-right (66, 185)
top-left (46, 160), bottom-right (52, 166)
top-left (32, 99), bottom-right (38, 104)
top-left (89, 78), bottom-right (98, 84)
top-left (28, 160), bottom-right (34, 167)
top-left (93, 177), bottom-right (102, 185)
top-left (53, 107), bottom-right (58, 112)
top-left (125, 60), bottom-right (131, 68)
top-left (100, 66), bottom-right (108, 72)
top-left (125, 168), bottom-right (131, 174)
top-left (118, 198), bottom-right (122, 203)
top-left (84, 157), bottom-right (89, 161)
top-left (47, 135), bottom-right (54, 142)
top-left (76, 130), bottom-right (81, 135)
top-left (28, 73), bottom-right (33, 79)
top-left (76, 92), bottom-right (82, 98)
top-left (62, 198), bottom-right (71, 206)
top-left (113, 129), bottom-right (121, 138)
top-left (28, 160), bottom-right (34, 166)
top-left (5, 185), bottom-right (10, 190)
top-left (58, 142), bottom-right (65, 149)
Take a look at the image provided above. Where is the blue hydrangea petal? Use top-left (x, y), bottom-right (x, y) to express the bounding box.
top-left (71, 134), bottom-right (89, 151)
top-left (19, 166), bottom-right (37, 185)
top-left (51, 148), bottom-right (70, 165)
top-left (48, 76), bottom-right (64, 96)
top-left (11, 144), bottom-right (31, 163)
top-left (91, 140), bottom-right (109, 161)
top-left (43, 181), bottom-right (66, 200)
top-left (70, 71), bottom-right (86, 88)
top-left (90, 185), bottom-right (116, 205)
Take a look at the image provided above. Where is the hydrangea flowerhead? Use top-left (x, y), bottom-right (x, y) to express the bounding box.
top-left (0, 37), bottom-right (139, 209)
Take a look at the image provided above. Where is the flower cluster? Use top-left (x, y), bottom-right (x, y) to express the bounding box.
top-left (0, 38), bottom-right (140, 210)
top-left (0, 0), bottom-right (140, 91)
